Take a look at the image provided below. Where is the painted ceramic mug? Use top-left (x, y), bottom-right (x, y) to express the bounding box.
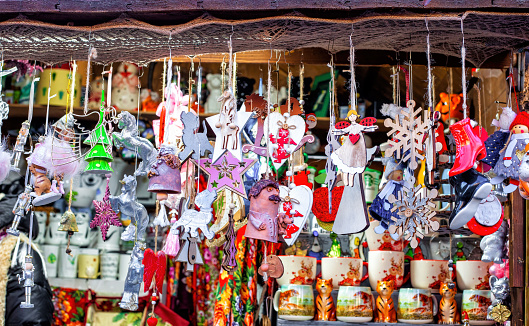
top-left (273, 284), bottom-right (314, 321)
top-left (321, 257), bottom-right (368, 289)
top-left (397, 288), bottom-right (438, 324)
top-left (461, 290), bottom-right (494, 325)
top-left (336, 286), bottom-right (374, 322)
top-left (365, 221), bottom-right (403, 251)
top-left (456, 260), bottom-right (493, 290)
top-left (411, 259), bottom-right (453, 293)
top-left (276, 256), bottom-right (317, 286)
top-left (368, 250), bottom-right (409, 290)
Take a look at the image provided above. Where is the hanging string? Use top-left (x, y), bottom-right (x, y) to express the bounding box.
top-left (460, 18), bottom-right (468, 119)
top-left (221, 57), bottom-right (226, 94)
top-left (232, 53), bottom-right (237, 98)
top-left (45, 67), bottom-right (54, 134)
top-left (162, 58), bottom-right (167, 102)
top-left (228, 34), bottom-right (233, 93)
top-left (188, 56), bottom-right (194, 112)
top-left (266, 50), bottom-right (273, 178)
top-left (299, 63), bottom-right (304, 108)
top-left (349, 29), bottom-right (357, 111)
top-left (425, 19), bottom-right (433, 111)
top-left (287, 66), bottom-right (292, 114)
top-left (163, 59), bottom-right (173, 145)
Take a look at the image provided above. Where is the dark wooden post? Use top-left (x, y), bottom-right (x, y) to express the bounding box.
top-left (510, 186), bottom-right (525, 326)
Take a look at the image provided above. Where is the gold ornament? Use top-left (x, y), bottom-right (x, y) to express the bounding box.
top-left (490, 304), bottom-right (511, 323)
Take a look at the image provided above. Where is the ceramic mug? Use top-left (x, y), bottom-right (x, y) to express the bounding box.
top-left (336, 286), bottom-right (374, 322)
top-left (461, 290), bottom-right (494, 325)
top-left (97, 225), bottom-right (122, 251)
top-left (100, 251), bottom-right (120, 280)
top-left (368, 250), bottom-right (408, 290)
top-left (58, 245), bottom-right (79, 278)
top-left (456, 260), bottom-right (493, 290)
top-left (365, 221), bottom-right (403, 251)
top-left (273, 284), bottom-right (315, 321)
top-left (397, 288), bottom-right (438, 324)
top-left (411, 260), bottom-right (452, 293)
top-left (276, 256), bottom-right (317, 286)
top-left (45, 213), bottom-right (67, 245)
top-left (321, 257), bottom-right (368, 289)
top-left (70, 212), bottom-right (91, 247)
top-left (34, 211), bottom-right (47, 244)
top-left (78, 248), bottom-right (100, 279)
top-left (42, 244), bottom-right (59, 278)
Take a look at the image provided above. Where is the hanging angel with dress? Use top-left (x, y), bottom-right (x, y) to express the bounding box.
top-left (331, 110), bottom-right (378, 186)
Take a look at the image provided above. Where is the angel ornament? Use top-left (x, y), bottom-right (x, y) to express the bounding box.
top-left (331, 110), bottom-right (377, 186)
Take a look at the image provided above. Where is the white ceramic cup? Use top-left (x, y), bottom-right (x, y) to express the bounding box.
top-left (42, 244), bottom-right (59, 278)
top-left (456, 260), bottom-right (494, 290)
top-left (58, 245), bottom-right (79, 278)
top-left (397, 288), bottom-right (438, 324)
top-left (365, 221), bottom-right (403, 251)
top-left (461, 290), bottom-right (494, 325)
top-left (100, 252), bottom-right (120, 280)
top-left (45, 213), bottom-right (67, 245)
top-left (34, 211), bottom-right (48, 244)
top-left (336, 286), bottom-right (374, 322)
top-left (276, 256), bottom-right (317, 286)
top-left (368, 250), bottom-right (408, 290)
top-left (321, 257), bottom-right (368, 289)
top-left (70, 212), bottom-right (91, 247)
top-left (119, 252), bottom-right (132, 281)
top-left (97, 225), bottom-right (122, 251)
top-left (410, 260), bottom-right (452, 293)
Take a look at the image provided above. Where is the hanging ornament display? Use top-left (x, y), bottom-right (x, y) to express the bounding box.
top-left (120, 242), bottom-right (146, 310)
top-left (91, 177), bottom-right (122, 240)
top-left (482, 107), bottom-right (516, 169)
top-left (109, 175), bottom-right (149, 242)
top-left (384, 100), bottom-right (431, 170)
top-left (148, 144), bottom-right (181, 194)
top-left (221, 206), bottom-right (237, 273)
top-left (171, 189), bottom-right (217, 240)
top-left (18, 254), bottom-right (35, 309)
top-left (241, 94), bottom-right (269, 155)
top-left (142, 248), bottom-right (167, 294)
top-left (176, 234), bottom-right (203, 272)
top-left (83, 106), bottom-right (113, 174)
top-left (206, 90), bottom-right (252, 163)
top-left (264, 112), bottom-right (309, 169)
top-left (179, 111), bottom-right (214, 161)
top-left (7, 183), bottom-right (33, 236)
top-left (387, 182), bottom-right (439, 248)
top-left (198, 151), bottom-right (256, 199)
top-left (278, 184), bottom-right (312, 246)
top-left (244, 179), bottom-right (293, 242)
top-left (487, 276), bottom-right (511, 323)
top-left (27, 136), bottom-right (62, 206)
top-left (113, 111), bottom-right (158, 177)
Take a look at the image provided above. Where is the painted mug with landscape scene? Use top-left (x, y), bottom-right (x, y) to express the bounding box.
top-left (397, 288), bottom-right (438, 324)
top-left (273, 284), bottom-right (314, 321)
top-left (336, 286), bottom-right (374, 322)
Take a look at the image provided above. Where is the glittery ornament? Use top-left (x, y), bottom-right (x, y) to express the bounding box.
top-left (91, 178), bottom-right (122, 240)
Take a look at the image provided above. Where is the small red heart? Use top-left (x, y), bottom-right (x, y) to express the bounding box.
top-left (147, 317), bottom-right (158, 326)
top-left (312, 186), bottom-right (344, 223)
top-left (348, 134), bottom-right (360, 144)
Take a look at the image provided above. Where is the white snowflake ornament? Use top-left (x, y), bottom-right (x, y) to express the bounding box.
top-left (388, 184), bottom-right (439, 248)
top-left (384, 100), bottom-right (431, 170)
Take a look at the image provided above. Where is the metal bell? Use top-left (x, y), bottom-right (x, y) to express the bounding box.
top-left (58, 210), bottom-right (79, 233)
top-left (148, 145), bottom-right (181, 194)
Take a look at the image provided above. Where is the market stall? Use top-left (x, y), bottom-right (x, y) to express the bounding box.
top-left (0, 1), bottom-right (526, 326)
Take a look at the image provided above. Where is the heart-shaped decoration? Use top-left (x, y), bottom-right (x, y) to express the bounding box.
top-left (279, 185), bottom-right (313, 246)
top-left (311, 186), bottom-right (344, 223)
top-left (264, 112), bottom-right (306, 170)
top-left (348, 133), bottom-right (360, 144)
top-left (516, 149), bottom-right (525, 161)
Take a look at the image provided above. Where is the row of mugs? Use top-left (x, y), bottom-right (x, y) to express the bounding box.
top-left (33, 211), bottom-right (122, 251)
top-left (42, 244), bottom-right (131, 280)
top-left (277, 255), bottom-right (493, 291)
top-left (274, 284), bottom-right (494, 325)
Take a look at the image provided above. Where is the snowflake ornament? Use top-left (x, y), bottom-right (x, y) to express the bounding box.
top-left (384, 100), bottom-right (431, 170)
top-left (388, 183), bottom-right (439, 248)
top-left (90, 178), bottom-right (122, 240)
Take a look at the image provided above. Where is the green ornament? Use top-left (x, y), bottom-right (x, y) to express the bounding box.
top-left (453, 241), bottom-right (467, 263)
top-left (84, 106), bottom-right (113, 174)
top-left (326, 232), bottom-right (342, 258)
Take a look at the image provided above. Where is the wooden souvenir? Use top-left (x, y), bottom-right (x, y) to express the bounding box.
top-left (179, 111), bottom-right (214, 161)
top-left (385, 100), bottom-right (431, 170)
top-left (176, 234), bottom-right (204, 272)
top-left (221, 209), bottom-right (237, 273)
top-left (243, 93), bottom-right (268, 148)
top-left (439, 281), bottom-right (460, 324)
top-left (331, 110), bottom-right (377, 186)
top-left (206, 90), bottom-right (253, 163)
top-left (333, 173), bottom-right (370, 235)
top-left (244, 179), bottom-right (294, 243)
top-left (278, 185), bottom-right (313, 246)
top-left (264, 112), bottom-right (309, 169)
top-left (374, 280), bottom-right (397, 323)
top-left (198, 151), bottom-right (256, 199)
top-left (172, 189), bottom-right (217, 240)
top-left (388, 183), bottom-right (439, 248)
top-left (315, 278), bottom-right (337, 321)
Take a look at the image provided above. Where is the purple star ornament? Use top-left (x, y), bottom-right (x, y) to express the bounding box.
top-left (90, 178), bottom-right (122, 240)
top-left (198, 151), bottom-right (256, 199)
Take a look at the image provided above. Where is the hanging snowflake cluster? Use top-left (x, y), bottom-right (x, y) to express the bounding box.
top-left (384, 100), bottom-right (431, 170)
top-left (388, 184), bottom-right (439, 248)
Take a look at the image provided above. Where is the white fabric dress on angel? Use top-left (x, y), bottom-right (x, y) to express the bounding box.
top-left (331, 122), bottom-right (368, 175)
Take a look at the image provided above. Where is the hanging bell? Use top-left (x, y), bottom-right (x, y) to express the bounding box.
top-left (58, 210), bottom-right (79, 232)
top-left (148, 145), bottom-right (181, 194)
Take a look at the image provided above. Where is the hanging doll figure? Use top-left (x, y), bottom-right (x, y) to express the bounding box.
top-left (493, 111), bottom-right (529, 190)
top-left (369, 159), bottom-right (406, 240)
top-left (331, 110), bottom-right (377, 186)
top-left (17, 255), bottom-right (35, 308)
top-left (11, 121), bottom-right (30, 172)
top-left (7, 184), bottom-right (33, 236)
top-left (244, 179), bottom-right (293, 243)
top-left (482, 107), bottom-right (516, 170)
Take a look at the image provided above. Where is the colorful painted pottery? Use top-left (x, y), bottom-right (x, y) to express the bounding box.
top-left (461, 290), bottom-right (494, 325)
top-left (456, 260), bottom-right (494, 290)
top-left (368, 250), bottom-right (408, 290)
top-left (336, 286), bottom-right (374, 322)
top-left (321, 257), bottom-right (368, 289)
top-left (273, 284), bottom-right (315, 321)
top-left (410, 259), bottom-right (451, 293)
top-left (397, 288), bottom-right (437, 324)
top-left (276, 256), bottom-right (317, 286)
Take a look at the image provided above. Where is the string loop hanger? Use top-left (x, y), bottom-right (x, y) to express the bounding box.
top-left (460, 17), bottom-right (468, 119)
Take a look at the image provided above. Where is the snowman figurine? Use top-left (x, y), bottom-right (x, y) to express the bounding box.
top-left (111, 62), bottom-right (139, 111)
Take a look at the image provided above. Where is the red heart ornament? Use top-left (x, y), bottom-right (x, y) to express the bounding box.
top-left (143, 249), bottom-right (167, 293)
top-left (147, 317), bottom-right (158, 326)
top-left (348, 134), bottom-right (360, 144)
top-left (311, 186), bottom-right (344, 223)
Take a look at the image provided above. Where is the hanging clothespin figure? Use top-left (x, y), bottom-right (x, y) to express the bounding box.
top-left (7, 184), bottom-right (33, 236)
top-left (18, 254), bottom-right (35, 308)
